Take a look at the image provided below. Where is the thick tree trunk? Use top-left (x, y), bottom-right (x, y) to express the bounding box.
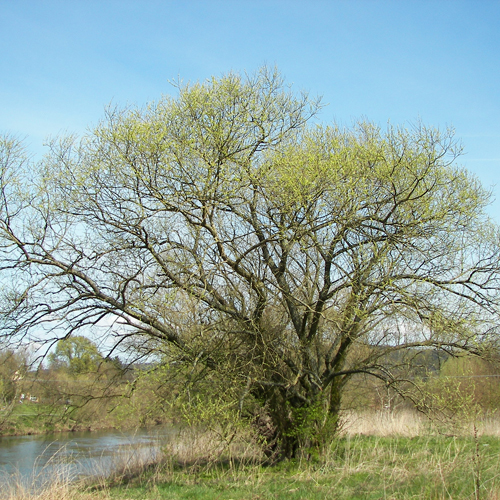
top-left (252, 389), bottom-right (303, 461)
top-left (253, 384), bottom-right (344, 461)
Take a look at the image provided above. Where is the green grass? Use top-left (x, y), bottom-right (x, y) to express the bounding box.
top-left (0, 403), bottom-right (71, 435)
top-left (101, 434), bottom-right (500, 500)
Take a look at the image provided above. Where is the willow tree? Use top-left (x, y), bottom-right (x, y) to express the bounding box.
top-left (1, 67), bottom-right (500, 458)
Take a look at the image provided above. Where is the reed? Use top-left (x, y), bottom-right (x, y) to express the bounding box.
top-left (1, 463), bottom-right (89, 500)
top-left (341, 408), bottom-right (500, 438)
top-left (341, 409), bottom-right (425, 437)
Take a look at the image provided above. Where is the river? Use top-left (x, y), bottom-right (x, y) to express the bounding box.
top-left (0, 427), bottom-right (175, 492)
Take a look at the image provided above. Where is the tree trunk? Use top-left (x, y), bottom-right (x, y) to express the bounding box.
top-left (253, 384), bottom-right (344, 461)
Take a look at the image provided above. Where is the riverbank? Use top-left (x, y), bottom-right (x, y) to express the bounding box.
top-left (4, 412), bottom-right (500, 500)
top-left (0, 403), bottom-right (113, 437)
top-left (5, 433), bottom-right (500, 500)
top-left (0, 403), bottom-right (75, 436)
top-left (0, 402), bottom-right (171, 437)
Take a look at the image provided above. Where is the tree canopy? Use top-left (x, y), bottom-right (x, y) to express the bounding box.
top-left (1, 67), bottom-right (500, 458)
top-left (0, 349), bottom-right (26, 404)
top-left (48, 336), bottom-right (103, 375)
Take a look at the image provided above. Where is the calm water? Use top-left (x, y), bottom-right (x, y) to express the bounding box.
top-left (0, 427), bottom-right (175, 491)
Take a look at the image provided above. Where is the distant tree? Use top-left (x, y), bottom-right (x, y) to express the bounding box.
top-left (1, 67), bottom-right (500, 458)
top-left (439, 355), bottom-right (500, 410)
top-left (48, 336), bottom-right (103, 376)
top-left (0, 349), bottom-right (27, 404)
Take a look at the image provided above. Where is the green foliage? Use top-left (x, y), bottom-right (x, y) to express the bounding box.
top-left (411, 355), bottom-right (500, 441)
top-left (0, 349), bottom-right (26, 404)
top-left (48, 336), bottom-right (103, 376)
top-left (279, 397), bottom-right (339, 459)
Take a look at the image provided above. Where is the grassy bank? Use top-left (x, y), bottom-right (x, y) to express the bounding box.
top-left (0, 397), bottom-right (167, 436)
top-left (0, 403), bottom-right (71, 436)
top-left (0, 403), bottom-right (115, 436)
top-left (101, 434), bottom-right (500, 500)
top-left (4, 411), bottom-right (500, 499)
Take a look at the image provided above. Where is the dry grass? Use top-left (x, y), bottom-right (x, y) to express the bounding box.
top-left (475, 414), bottom-right (500, 437)
top-left (160, 425), bottom-right (263, 469)
top-left (1, 469), bottom-right (94, 500)
top-left (341, 409), bottom-right (500, 438)
top-left (341, 409), bottom-right (425, 436)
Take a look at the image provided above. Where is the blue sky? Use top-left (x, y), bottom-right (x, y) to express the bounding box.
top-left (2, 0), bottom-right (499, 220)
